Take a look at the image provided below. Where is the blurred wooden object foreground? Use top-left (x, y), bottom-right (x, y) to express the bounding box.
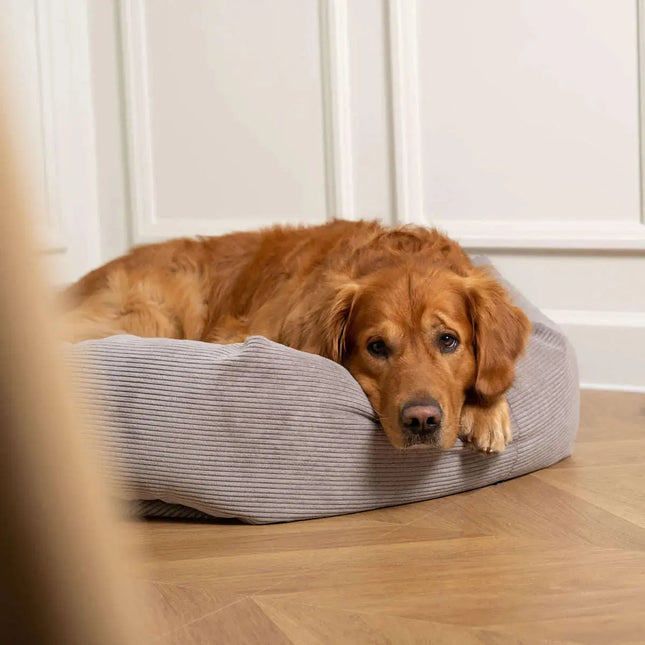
top-left (0, 89), bottom-right (140, 644)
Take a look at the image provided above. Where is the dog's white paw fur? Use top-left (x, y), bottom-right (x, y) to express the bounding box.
top-left (459, 397), bottom-right (512, 454)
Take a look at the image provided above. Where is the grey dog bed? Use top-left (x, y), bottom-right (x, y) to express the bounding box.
top-left (67, 274), bottom-right (579, 524)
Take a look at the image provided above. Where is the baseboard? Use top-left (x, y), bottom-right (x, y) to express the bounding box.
top-left (580, 382), bottom-right (645, 394)
top-left (543, 309), bottom-right (645, 391)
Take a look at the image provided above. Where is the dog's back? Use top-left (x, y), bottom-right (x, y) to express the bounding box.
top-left (60, 220), bottom-right (472, 343)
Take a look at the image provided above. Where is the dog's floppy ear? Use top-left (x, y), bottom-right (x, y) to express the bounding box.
top-left (465, 268), bottom-right (531, 399)
top-left (321, 280), bottom-right (360, 362)
top-left (280, 275), bottom-right (359, 361)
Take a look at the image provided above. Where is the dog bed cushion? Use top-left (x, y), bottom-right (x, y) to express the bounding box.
top-left (67, 267), bottom-right (579, 524)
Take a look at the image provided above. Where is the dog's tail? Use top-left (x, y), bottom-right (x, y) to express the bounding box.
top-left (59, 257), bottom-right (124, 311)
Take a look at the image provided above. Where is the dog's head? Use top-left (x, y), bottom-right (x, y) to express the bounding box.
top-left (315, 264), bottom-right (531, 449)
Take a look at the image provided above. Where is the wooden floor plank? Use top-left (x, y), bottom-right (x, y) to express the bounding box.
top-left (534, 465), bottom-right (645, 529)
top-left (439, 475), bottom-right (645, 549)
top-left (578, 390), bottom-right (645, 441)
top-left (549, 438), bottom-right (645, 470)
top-left (156, 598), bottom-right (292, 645)
top-left (254, 597), bottom-right (566, 645)
top-left (139, 582), bottom-right (242, 640)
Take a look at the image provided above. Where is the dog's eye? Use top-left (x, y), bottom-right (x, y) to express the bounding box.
top-left (367, 340), bottom-right (389, 358)
top-left (438, 333), bottom-right (459, 353)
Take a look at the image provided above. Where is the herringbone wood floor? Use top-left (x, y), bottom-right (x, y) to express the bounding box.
top-left (123, 390), bottom-right (645, 644)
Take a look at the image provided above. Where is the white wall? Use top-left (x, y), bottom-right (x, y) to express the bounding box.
top-left (1, 0), bottom-right (103, 283)
top-left (6, 0), bottom-right (645, 390)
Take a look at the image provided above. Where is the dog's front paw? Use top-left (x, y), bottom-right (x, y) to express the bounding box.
top-left (459, 396), bottom-right (512, 454)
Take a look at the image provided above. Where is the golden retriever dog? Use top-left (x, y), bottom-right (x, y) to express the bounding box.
top-left (61, 220), bottom-right (531, 452)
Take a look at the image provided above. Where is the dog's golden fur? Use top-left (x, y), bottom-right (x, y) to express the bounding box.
top-left (61, 220), bottom-right (530, 451)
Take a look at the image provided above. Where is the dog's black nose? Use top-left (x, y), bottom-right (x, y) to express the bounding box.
top-left (401, 398), bottom-right (443, 434)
